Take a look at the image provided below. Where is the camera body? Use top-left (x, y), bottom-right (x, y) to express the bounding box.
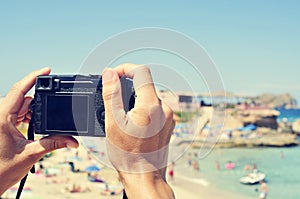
top-left (31, 75), bottom-right (135, 137)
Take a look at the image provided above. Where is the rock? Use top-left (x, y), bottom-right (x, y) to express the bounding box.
top-left (223, 114), bottom-right (243, 130)
top-left (239, 108), bottom-right (279, 129)
top-left (189, 132), bottom-right (299, 148)
top-left (253, 93), bottom-right (297, 109)
top-left (292, 119), bottom-right (300, 135)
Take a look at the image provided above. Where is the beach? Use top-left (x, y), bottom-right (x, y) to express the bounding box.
top-left (3, 109), bottom-right (299, 199)
top-left (170, 172), bottom-right (253, 199)
top-left (0, 1), bottom-right (299, 198)
top-left (2, 144), bottom-right (255, 199)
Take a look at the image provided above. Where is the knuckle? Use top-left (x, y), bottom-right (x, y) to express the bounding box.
top-left (130, 107), bottom-right (151, 126)
top-left (138, 65), bottom-right (151, 73)
top-left (102, 88), bottom-right (120, 101)
top-left (102, 91), bottom-right (114, 101)
top-left (171, 119), bottom-right (176, 129)
top-left (164, 105), bottom-right (174, 121)
top-left (51, 140), bottom-right (60, 150)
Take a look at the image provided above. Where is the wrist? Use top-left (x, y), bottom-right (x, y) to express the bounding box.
top-left (118, 171), bottom-right (174, 199)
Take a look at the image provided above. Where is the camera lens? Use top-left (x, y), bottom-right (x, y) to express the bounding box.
top-left (39, 78), bottom-right (51, 89)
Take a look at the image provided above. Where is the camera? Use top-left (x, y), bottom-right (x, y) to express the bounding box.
top-left (30, 75), bottom-right (135, 137)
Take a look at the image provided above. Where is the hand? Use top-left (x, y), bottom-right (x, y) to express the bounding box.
top-left (102, 64), bottom-right (175, 199)
top-left (0, 68), bottom-right (78, 195)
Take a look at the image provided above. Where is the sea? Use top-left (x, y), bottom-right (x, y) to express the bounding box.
top-left (276, 108), bottom-right (300, 123)
top-left (184, 109), bottom-right (300, 199)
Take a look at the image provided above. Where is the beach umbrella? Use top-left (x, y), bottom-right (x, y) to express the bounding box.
top-left (237, 124), bottom-right (257, 131)
top-left (85, 165), bottom-right (100, 172)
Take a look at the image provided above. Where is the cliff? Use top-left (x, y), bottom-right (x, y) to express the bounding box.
top-left (238, 108), bottom-right (280, 129)
top-left (189, 132), bottom-right (299, 148)
top-left (253, 93), bottom-right (297, 109)
top-left (292, 119), bottom-right (300, 135)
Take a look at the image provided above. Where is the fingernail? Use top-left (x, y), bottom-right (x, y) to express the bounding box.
top-left (66, 141), bottom-right (78, 149)
top-left (102, 68), bottom-right (115, 83)
top-left (102, 67), bottom-right (109, 73)
top-left (41, 67), bottom-right (51, 71)
top-left (39, 67), bottom-right (51, 75)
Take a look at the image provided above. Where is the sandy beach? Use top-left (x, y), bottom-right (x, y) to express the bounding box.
top-left (2, 143), bottom-right (254, 199)
top-left (169, 161), bottom-right (253, 199)
top-left (1, 107), bottom-right (272, 199)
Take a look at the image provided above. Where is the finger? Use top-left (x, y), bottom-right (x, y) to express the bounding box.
top-left (161, 102), bottom-right (175, 143)
top-left (17, 116), bottom-right (25, 122)
top-left (16, 118), bottom-right (31, 127)
top-left (26, 135), bottom-right (78, 159)
top-left (3, 67), bottom-right (51, 115)
top-left (113, 64), bottom-right (159, 105)
top-left (102, 68), bottom-right (126, 128)
top-left (26, 112), bottom-right (32, 120)
top-left (18, 96), bottom-right (33, 116)
top-left (18, 111), bottom-right (32, 120)
top-left (16, 96), bottom-right (33, 118)
top-left (161, 101), bottom-right (174, 128)
top-left (17, 112), bottom-right (32, 126)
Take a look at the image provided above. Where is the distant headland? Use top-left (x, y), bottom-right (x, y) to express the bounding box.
top-left (158, 91), bottom-right (300, 148)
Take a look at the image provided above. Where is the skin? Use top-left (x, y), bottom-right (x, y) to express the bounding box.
top-left (0, 64), bottom-right (175, 198)
top-left (0, 68), bottom-right (78, 195)
top-left (102, 64), bottom-right (175, 199)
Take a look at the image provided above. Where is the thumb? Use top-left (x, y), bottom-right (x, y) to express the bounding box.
top-left (26, 136), bottom-right (78, 160)
top-left (102, 68), bottom-right (124, 120)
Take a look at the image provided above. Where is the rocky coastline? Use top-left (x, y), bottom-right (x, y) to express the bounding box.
top-left (176, 105), bottom-right (299, 148)
top-left (190, 132), bottom-right (299, 148)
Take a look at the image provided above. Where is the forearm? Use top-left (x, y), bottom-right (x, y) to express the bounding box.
top-left (0, 173), bottom-right (12, 196)
top-left (119, 171), bottom-right (175, 199)
top-left (0, 166), bottom-right (25, 196)
top-left (0, 184), bottom-right (6, 196)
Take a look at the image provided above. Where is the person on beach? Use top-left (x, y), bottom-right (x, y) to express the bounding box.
top-left (244, 163), bottom-right (258, 172)
top-left (168, 162), bottom-right (175, 182)
top-left (215, 161), bottom-right (220, 171)
top-left (225, 160), bottom-right (235, 170)
top-left (187, 153), bottom-right (192, 167)
top-left (192, 160), bottom-right (200, 171)
top-left (253, 163), bottom-right (257, 171)
top-left (64, 184), bottom-right (91, 193)
top-left (280, 151), bottom-right (284, 159)
top-left (258, 180), bottom-right (268, 199)
top-left (87, 172), bottom-right (105, 183)
top-left (0, 64), bottom-right (175, 199)
top-left (101, 183), bottom-right (124, 196)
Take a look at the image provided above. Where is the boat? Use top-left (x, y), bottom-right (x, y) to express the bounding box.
top-left (240, 171), bottom-right (266, 185)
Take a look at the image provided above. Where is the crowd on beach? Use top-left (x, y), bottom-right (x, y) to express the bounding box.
top-left (2, 145), bottom-right (124, 198)
top-left (166, 151), bottom-right (269, 199)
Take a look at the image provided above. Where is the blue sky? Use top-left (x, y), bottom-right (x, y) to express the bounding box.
top-left (0, 1), bottom-right (299, 102)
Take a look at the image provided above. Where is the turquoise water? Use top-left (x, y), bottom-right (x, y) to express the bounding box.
top-left (175, 108), bottom-right (300, 198)
top-left (186, 145), bottom-right (300, 199)
top-left (277, 108), bottom-right (300, 123)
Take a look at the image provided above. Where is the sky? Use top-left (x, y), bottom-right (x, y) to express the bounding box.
top-left (0, 1), bottom-right (299, 102)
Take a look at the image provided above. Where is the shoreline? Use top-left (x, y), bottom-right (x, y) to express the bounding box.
top-left (171, 175), bottom-right (253, 199)
top-left (190, 133), bottom-right (299, 148)
top-left (2, 145), bottom-right (256, 199)
top-left (170, 157), bottom-right (253, 199)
